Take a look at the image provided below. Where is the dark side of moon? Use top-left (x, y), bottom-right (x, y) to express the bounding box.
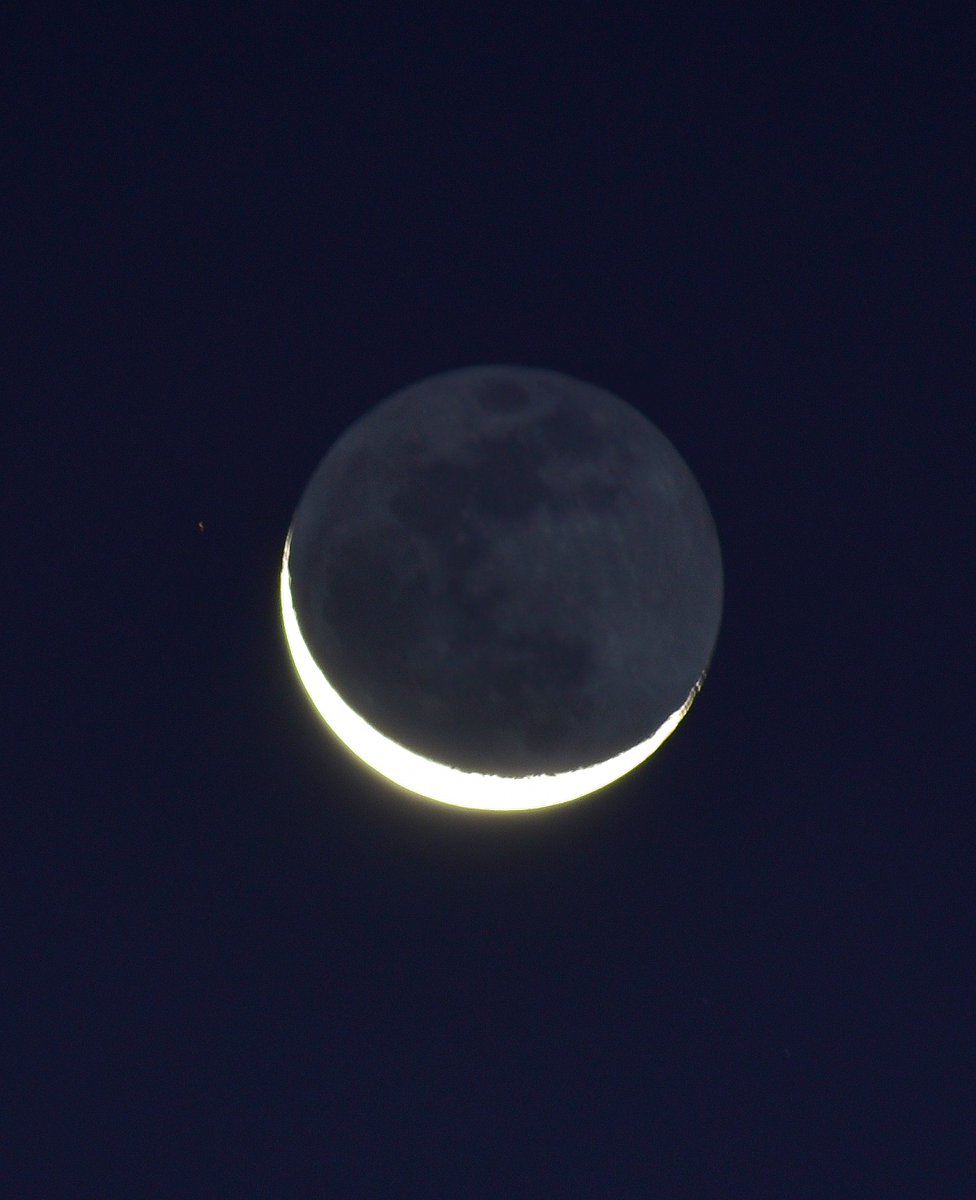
top-left (286, 366), bottom-right (722, 779)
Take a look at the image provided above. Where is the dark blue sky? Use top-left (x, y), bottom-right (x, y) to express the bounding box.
top-left (6, 6), bottom-right (972, 1195)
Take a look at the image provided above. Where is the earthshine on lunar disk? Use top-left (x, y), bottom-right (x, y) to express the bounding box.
top-left (281, 366), bottom-right (722, 811)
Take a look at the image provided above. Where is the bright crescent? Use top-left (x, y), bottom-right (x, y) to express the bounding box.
top-left (281, 531), bottom-right (702, 811)
top-left (281, 366), bottom-right (721, 812)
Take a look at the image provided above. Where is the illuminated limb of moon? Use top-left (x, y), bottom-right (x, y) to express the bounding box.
top-left (281, 532), bottom-right (702, 812)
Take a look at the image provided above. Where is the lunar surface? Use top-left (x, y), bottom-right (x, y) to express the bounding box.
top-left (281, 366), bottom-right (722, 810)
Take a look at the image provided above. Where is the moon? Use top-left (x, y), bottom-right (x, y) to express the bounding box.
top-left (281, 366), bottom-right (722, 811)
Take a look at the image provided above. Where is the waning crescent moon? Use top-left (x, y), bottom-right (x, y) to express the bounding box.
top-left (281, 530), bottom-right (702, 811)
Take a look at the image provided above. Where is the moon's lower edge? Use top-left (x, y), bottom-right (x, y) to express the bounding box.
top-left (280, 532), bottom-right (700, 812)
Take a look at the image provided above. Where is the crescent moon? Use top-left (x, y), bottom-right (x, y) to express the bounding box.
top-left (281, 366), bottom-right (722, 812)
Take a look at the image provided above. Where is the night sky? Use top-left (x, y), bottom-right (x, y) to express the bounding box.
top-left (6, 7), bottom-right (973, 1196)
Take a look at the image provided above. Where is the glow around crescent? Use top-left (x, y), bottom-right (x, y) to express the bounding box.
top-left (280, 532), bottom-right (700, 812)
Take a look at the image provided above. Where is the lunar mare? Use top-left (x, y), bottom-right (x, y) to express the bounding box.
top-left (282, 365), bottom-right (722, 811)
